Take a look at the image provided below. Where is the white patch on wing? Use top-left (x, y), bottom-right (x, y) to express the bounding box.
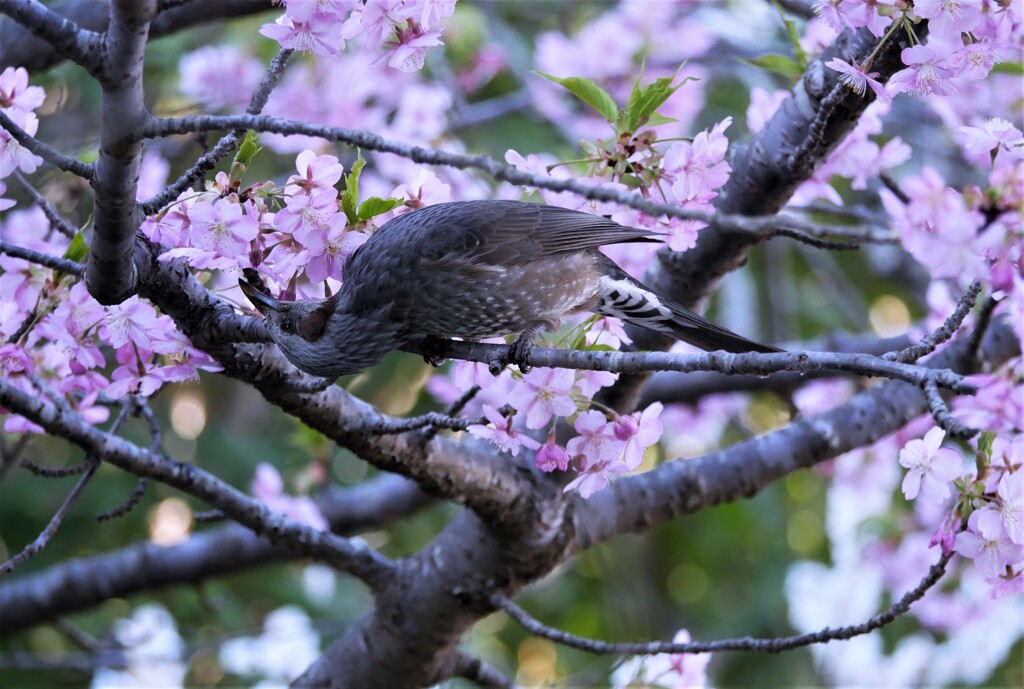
top-left (596, 277), bottom-right (674, 332)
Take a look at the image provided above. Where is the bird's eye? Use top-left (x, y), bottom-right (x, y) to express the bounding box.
top-left (280, 319), bottom-right (294, 333)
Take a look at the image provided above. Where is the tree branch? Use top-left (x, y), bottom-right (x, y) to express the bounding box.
top-left (83, 0), bottom-right (155, 304)
top-left (0, 0), bottom-right (103, 74)
top-left (0, 378), bottom-right (396, 590)
top-left (494, 551), bottom-right (953, 656)
top-left (0, 475), bottom-right (427, 633)
top-left (139, 47), bottom-right (293, 215)
top-left (0, 0), bottom-right (273, 72)
top-left (574, 318), bottom-right (1018, 549)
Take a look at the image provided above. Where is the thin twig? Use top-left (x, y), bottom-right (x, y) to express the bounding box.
top-left (96, 477), bottom-right (149, 522)
top-left (13, 171), bottom-right (78, 238)
top-left (885, 282), bottom-right (982, 363)
top-left (964, 296), bottom-right (1000, 362)
top-left (923, 378), bottom-right (975, 439)
top-left (141, 113), bottom-right (895, 244)
top-left (0, 239), bottom-right (85, 275)
top-left (494, 552), bottom-right (952, 656)
top-left (21, 458), bottom-right (95, 478)
top-left (140, 48), bottom-right (293, 215)
top-left (363, 411), bottom-right (474, 436)
top-left (0, 460), bottom-right (99, 575)
top-left (453, 653), bottom-right (518, 689)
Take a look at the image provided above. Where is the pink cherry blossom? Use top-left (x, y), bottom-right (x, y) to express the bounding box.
top-left (0, 114), bottom-right (44, 177)
top-left (508, 367), bottom-right (577, 430)
top-left (888, 45), bottom-right (958, 97)
top-left (384, 27), bottom-right (443, 73)
top-left (664, 118), bottom-right (733, 203)
top-left (953, 506), bottom-right (1024, 579)
top-left (290, 150), bottom-right (344, 194)
top-left (100, 297), bottom-right (162, 349)
top-left (574, 369), bottom-right (618, 399)
top-left (825, 58), bottom-right (892, 103)
top-left (251, 463), bottom-right (328, 530)
top-left (188, 198), bottom-right (260, 258)
top-left (0, 181), bottom-right (13, 212)
top-left (467, 405), bottom-right (541, 457)
top-left (746, 87), bottom-right (788, 135)
top-left (614, 402), bottom-right (664, 471)
top-left (304, 217), bottom-right (368, 283)
top-left (996, 471), bottom-right (1023, 545)
top-left (179, 46), bottom-right (264, 111)
top-left (957, 118), bottom-right (1024, 156)
top-left (260, 15), bottom-right (345, 56)
top-left (0, 66), bottom-right (45, 115)
top-left (276, 188), bottom-right (339, 243)
top-left (535, 438), bottom-right (570, 473)
top-left (898, 427), bottom-right (962, 502)
top-left (915, 0), bottom-right (982, 43)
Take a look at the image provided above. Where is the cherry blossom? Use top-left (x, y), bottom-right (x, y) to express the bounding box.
top-left (467, 405), bottom-right (541, 457)
top-left (507, 367), bottom-right (577, 429)
top-left (898, 427), bottom-right (962, 502)
top-left (953, 507), bottom-right (1024, 579)
top-left (535, 437), bottom-right (570, 473)
top-left (825, 58), bottom-right (892, 103)
top-left (251, 463), bottom-right (328, 530)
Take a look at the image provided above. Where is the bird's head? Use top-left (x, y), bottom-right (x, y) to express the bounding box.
top-left (239, 279), bottom-right (343, 377)
top-left (238, 279), bottom-right (397, 379)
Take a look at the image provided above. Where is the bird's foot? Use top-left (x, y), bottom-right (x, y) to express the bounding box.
top-left (419, 335), bottom-right (449, 368)
top-left (504, 329), bottom-right (538, 374)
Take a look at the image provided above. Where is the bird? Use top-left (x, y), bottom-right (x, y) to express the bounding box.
top-left (239, 200), bottom-right (780, 379)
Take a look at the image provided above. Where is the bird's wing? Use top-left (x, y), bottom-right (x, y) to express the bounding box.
top-left (409, 200), bottom-right (659, 266)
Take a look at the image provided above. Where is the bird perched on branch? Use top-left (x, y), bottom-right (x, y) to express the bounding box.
top-left (239, 200), bottom-right (779, 378)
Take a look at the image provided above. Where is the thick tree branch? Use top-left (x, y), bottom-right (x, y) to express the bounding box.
top-left (0, 475), bottom-right (427, 633)
top-left (83, 0), bottom-right (154, 304)
top-left (0, 0), bottom-right (103, 74)
top-left (0, 0), bottom-right (273, 71)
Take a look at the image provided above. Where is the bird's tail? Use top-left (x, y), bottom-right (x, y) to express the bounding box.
top-left (593, 275), bottom-right (781, 354)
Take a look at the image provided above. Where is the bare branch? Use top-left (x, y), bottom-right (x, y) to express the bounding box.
top-left (0, 377), bottom-right (396, 589)
top-left (0, 459), bottom-right (98, 575)
top-left (0, 238), bottom-right (84, 275)
top-left (452, 653), bottom-right (518, 689)
top-left (140, 47), bottom-right (293, 215)
top-left (140, 112), bottom-right (890, 245)
top-left (0, 0), bottom-right (273, 72)
top-left (885, 282), bottom-right (982, 363)
top-left (494, 552), bottom-right (952, 656)
top-left (12, 171), bottom-right (78, 238)
top-left (398, 337), bottom-right (976, 396)
top-left (574, 319), bottom-right (1018, 549)
top-left (0, 475), bottom-right (426, 633)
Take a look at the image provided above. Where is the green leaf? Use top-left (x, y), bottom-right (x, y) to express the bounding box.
top-left (357, 196), bottom-right (403, 221)
top-left (642, 113), bottom-right (678, 127)
top-left (741, 54), bottom-right (804, 79)
top-left (621, 64), bottom-right (693, 133)
top-left (233, 131), bottom-right (262, 168)
top-left (341, 151), bottom-right (365, 224)
top-left (63, 230), bottom-right (89, 264)
top-left (534, 71), bottom-right (619, 122)
top-left (991, 61), bottom-right (1024, 75)
top-left (777, 5), bottom-right (808, 69)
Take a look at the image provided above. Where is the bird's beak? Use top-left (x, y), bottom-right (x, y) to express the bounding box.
top-left (238, 279), bottom-right (279, 316)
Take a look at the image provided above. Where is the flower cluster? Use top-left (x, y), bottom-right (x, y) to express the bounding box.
top-left (260, 0), bottom-right (454, 71)
top-left (0, 66), bottom-right (44, 178)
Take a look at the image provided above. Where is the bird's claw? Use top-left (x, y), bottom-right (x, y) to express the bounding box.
top-left (420, 335), bottom-right (448, 368)
top-left (505, 332), bottom-right (534, 373)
